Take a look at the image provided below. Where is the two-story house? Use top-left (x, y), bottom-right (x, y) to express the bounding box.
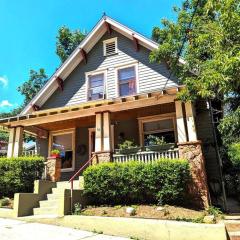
top-left (0, 16), bottom-right (222, 208)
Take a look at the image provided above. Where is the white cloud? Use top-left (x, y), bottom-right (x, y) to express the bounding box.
top-left (0, 76), bottom-right (8, 88)
top-left (0, 100), bottom-right (13, 107)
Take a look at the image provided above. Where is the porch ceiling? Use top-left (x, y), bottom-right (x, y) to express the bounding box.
top-left (35, 102), bottom-right (176, 132)
top-left (0, 87), bottom-right (181, 130)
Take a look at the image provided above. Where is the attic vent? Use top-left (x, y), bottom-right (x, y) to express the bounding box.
top-left (103, 38), bottom-right (118, 56)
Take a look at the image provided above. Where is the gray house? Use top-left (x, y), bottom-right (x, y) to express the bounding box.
top-left (0, 16), bottom-right (222, 209)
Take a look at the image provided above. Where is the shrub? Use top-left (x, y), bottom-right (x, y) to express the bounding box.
top-left (228, 142), bottom-right (240, 169)
top-left (0, 197), bottom-right (10, 207)
top-left (118, 140), bottom-right (137, 150)
top-left (0, 156), bottom-right (45, 197)
top-left (83, 159), bottom-right (190, 206)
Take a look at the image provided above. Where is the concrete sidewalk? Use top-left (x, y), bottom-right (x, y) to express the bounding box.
top-left (0, 218), bottom-right (129, 240)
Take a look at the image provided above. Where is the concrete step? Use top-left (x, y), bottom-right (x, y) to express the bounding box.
top-left (52, 187), bottom-right (66, 194)
top-left (228, 232), bottom-right (240, 240)
top-left (225, 216), bottom-right (240, 220)
top-left (47, 193), bottom-right (63, 200)
top-left (56, 177), bottom-right (84, 190)
top-left (33, 206), bottom-right (58, 215)
top-left (224, 220), bottom-right (240, 232)
top-left (39, 199), bottom-right (59, 208)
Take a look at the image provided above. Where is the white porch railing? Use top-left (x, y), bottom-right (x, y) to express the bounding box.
top-left (22, 150), bottom-right (37, 156)
top-left (113, 148), bottom-right (179, 163)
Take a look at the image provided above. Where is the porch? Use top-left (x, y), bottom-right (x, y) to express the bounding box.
top-left (1, 88), bottom-right (198, 177)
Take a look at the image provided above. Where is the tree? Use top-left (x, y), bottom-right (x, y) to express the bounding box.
top-left (17, 68), bottom-right (48, 106)
top-left (150, 0), bottom-right (240, 146)
top-left (56, 26), bottom-right (86, 63)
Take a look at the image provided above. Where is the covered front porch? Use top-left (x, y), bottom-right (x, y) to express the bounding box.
top-left (1, 88), bottom-right (198, 178)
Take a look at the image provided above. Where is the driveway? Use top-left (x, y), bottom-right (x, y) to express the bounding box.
top-left (0, 218), bottom-right (129, 240)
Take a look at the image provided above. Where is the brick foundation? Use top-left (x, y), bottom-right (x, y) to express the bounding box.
top-left (46, 157), bottom-right (61, 182)
top-left (178, 141), bottom-right (210, 209)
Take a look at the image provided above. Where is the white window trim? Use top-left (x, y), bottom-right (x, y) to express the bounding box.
top-left (115, 62), bottom-right (139, 98)
top-left (138, 113), bottom-right (177, 147)
top-left (103, 37), bottom-right (118, 56)
top-left (85, 70), bottom-right (107, 102)
top-left (48, 128), bottom-right (76, 172)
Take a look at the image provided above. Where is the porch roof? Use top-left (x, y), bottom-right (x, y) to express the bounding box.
top-left (0, 86), bottom-right (182, 129)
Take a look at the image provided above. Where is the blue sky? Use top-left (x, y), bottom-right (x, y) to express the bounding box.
top-left (0, 0), bottom-right (181, 113)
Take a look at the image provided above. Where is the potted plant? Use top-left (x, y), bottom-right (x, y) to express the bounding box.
top-left (117, 140), bottom-right (141, 154)
top-left (145, 135), bottom-right (174, 151)
top-left (50, 149), bottom-right (61, 158)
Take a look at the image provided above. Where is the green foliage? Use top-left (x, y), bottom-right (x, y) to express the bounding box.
top-left (50, 149), bottom-right (60, 155)
top-left (150, 0), bottom-right (240, 146)
top-left (83, 160), bottom-right (190, 206)
top-left (0, 130), bottom-right (9, 143)
top-left (206, 206), bottom-right (223, 217)
top-left (0, 197), bottom-right (10, 207)
top-left (56, 26), bottom-right (86, 63)
top-left (151, 0), bottom-right (240, 101)
top-left (175, 216), bottom-right (204, 223)
top-left (228, 143), bottom-right (240, 168)
top-left (118, 140), bottom-right (137, 150)
top-left (146, 135), bottom-right (166, 146)
top-left (73, 203), bottom-right (83, 215)
top-left (17, 68), bottom-right (48, 106)
top-left (0, 156), bottom-right (45, 197)
top-left (218, 108), bottom-right (240, 146)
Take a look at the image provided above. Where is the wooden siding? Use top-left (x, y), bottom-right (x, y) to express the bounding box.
top-left (195, 100), bottom-right (220, 179)
top-left (42, 30), bottom-right (178, 110)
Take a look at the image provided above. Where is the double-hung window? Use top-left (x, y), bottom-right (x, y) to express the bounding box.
top-left (88, 73), bottom-right (104, 101)
top-left (117, 66), bottom-right (136, 97)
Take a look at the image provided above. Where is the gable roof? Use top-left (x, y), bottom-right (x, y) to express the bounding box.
top-left (21, 15), bottom-right (184, 115)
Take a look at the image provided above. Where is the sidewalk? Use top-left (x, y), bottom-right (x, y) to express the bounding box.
top-left (0, 218), bottom-right (129, 240)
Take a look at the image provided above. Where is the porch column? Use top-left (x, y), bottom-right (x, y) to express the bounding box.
top-left (93, 111), bottom-right (112, 164)
top-left (103, 111), bottom-right (112, 152)
top-left (13, 126), bottom-right (24, 157)
top-left (185, 101), bottom-right (197, 141)
top-left (7, 128), bottom-right (16, 158)
top-left (175, 100), bottom-right (187, 143)
top-left (95, 112), bottom-right (103, 152)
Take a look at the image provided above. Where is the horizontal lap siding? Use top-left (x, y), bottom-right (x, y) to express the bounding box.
top-left (42, 31), bottom-right (178, 110)
top-left (195, 101), bottom-right (220, 179)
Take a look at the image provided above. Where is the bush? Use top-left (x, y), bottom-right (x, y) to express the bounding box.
top-left (0, 156), bottom-right (45, 197)
top-left (223, 142), bottom-right (240, 200)
top-left (83, 159), bottom-right (190, 206)
top-left (228, 142), bottom-right (240, 169)
top-left (0, 197), bottom-right (10, 207)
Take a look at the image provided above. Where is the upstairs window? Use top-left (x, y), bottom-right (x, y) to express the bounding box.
top-left (103, 38), bottom-right (118, 56)
top-left (118, 66), bottom-right (136, 97)
top-left (88, 73), bottom-right (104, 101)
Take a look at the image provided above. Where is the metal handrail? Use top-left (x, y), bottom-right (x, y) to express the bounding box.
top-left (68, 155), bottom-right (95, 184)
top-left (68, 155), bottom-right (95, 213)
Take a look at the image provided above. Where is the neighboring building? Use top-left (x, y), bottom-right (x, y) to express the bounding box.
top-left (0, 16), bottom-right (222, 208)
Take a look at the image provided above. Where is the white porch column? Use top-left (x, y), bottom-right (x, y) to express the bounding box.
top-left (7, 128), bottom-right (16, 158)
top-left (185, 101), bottom-right (198, 141)
top-left (175, 100), bottom-right (187, 143)
top-left (95, 112), bottom-right (103, 152)
top-left (13, 126), bottom-right (24, 157)
top-left (103, 111), bottom-right (112, 151)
